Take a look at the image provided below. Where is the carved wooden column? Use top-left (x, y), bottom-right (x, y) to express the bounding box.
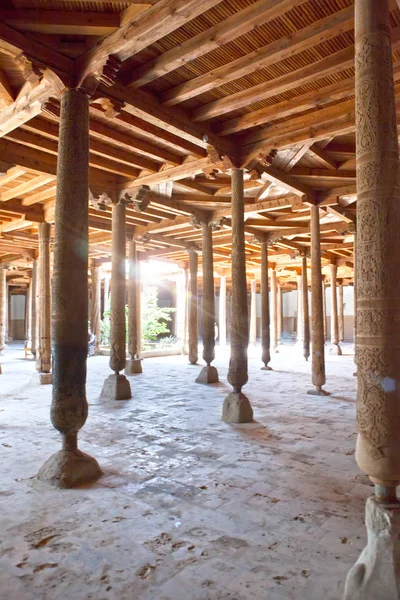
top-left (260, 241), bottom-right (271, 370)
top-left (31, 258), bottom-right (38, 357)
top-left (302, 252), bottom-right (310, 361)
top-left (307, 204), bottom-right (329, 395)
top-left (277, 281), bottom-right (283, 346)
top-left (90, 260), bottom-right (101, 356)
top-left (329, 263), bottom-right (342, 355)
top-left (103, 274), bottom-right (110, 314)
top-left (338, 280), bottom-right (345, 343)
top-left (38, 89), bottom-right (101, 488)
top-left (188, 249), bottom-right (198, 365)
top-left (223, 167), bottom-right (253, 423)
top-left (270, 267), bottom-right (279, 352)
top-left (219, 275), bottom-right (227, 347)
top-left (101, 200), bottom-right (131, 400)
top-left (196, 218), bottom-right (218, 384)
top-left (249, 278), bottom-right (257, 346)
top-left (344, 1), bottom-right (400, 597)
top-left (0, 264), bottom-right (5, 355)
top-left (297, 273), bottom-right (303, 345)
top-left (125, 239), bottom-right (142, 374)
top-left (36, 222), bottom-right (52, 384)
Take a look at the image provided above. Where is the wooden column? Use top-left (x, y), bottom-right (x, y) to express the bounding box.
top-left (103, 274), bottom-right (110, 314)
top-left (249, 278), bottom-right (257, 346)
top-left (125, 239), bottom-right (142, 374)
top-left (36, 222), bottom-right (52, 383)
top-left (307, 204), bottom-right (329, 395)
top-left (196, 219), bottom-right (218, 384)
top-left (31, 258), bottom-right (38, 358)
top-left (183, 265), bottom-right (189, 355)
top-left (329, 263), bottom-right (342, 355)
top-left (188, 249), bottom-right (198, 365)
top-left (101, 200), bottom-right (131, 399)
top-left (277, 281), bottom-right (283, 346)
top-left (25, 278), bottom-right (32, 349)
top-left (219, 275), bottom-right (227, 347)
top-left (270, 267), bottom-right (279, 353)
top-left (322, 276), bottom-right (327, 341)
top-left (90, 260), bottom-right (101, 355)
top-left (38, 89), bottom-right (101, 488)
top-left (260, 241), bottom-right (271, 370)
top-left (297, 273), bottom-right (303, 344)
top-left (338, 280), bottom-right (345, 343)
top-left (302, 252), bottom-right (310, 361)
top-left (223, 167), bottom-right (253, 423)
top-left (0, 264), bottom-right (5, 355)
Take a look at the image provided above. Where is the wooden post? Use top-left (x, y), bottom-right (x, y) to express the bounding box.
top-left (223, 167), bottom-right (253, 423)
top-left (249, 278), bottom-right (257, 346)
top-left (31, 258), bottom-right (38, 358)
top-left (36, 222), bottom-right (52, 383)
top-left (271, 267), bottom-right (279, 352)
top-left (219, 275), bottom-right (227, 347)
top-left (38, 89), bottom-right (101, 488)
top-left (329, 263), bottom-right (342, 355)
top-left (338, 280), bottom-right (345, 343)
top-left (0, 264), bottom-right (5, 355)
top-left (260, 241), bottom-right (271, 370)
top-left (302, 252), bottom-right (310, 361)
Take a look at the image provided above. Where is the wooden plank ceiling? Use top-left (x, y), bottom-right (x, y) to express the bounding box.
top-left (1, 0), bottom-right (388, 289)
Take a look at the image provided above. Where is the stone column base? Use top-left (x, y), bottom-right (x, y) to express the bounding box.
top-left (261, 365), bottom-right (272, 371)
top-left (125, 359), bottom-right (142, 375)
top-left (37, 449), bottom-right (102, 489)
top-left (344, 496), bottom-right (400, 600)
top-left (307, 386), bottom-right (330, 396)
top-left (195, 365), bottom-right (219, 384)
top-left (329, 343), bottom-right (342, 355)
top-left (100, 374), bottom-right (132, 400)
top-left (222, 392), bottom-right (253, 424)
top-left (32, 372), bottom-right (52, 385)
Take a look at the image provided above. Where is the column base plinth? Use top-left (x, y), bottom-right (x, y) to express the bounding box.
top-left (329, 343), bottom-right (342, 355)
top-left (37, 448), bottom-right (102, 489)
top-left (125, 359), bottom-right (142, 375)
top-left (32, 372), bottom-right (52, 385)
top-left (222, 391), bottom-right (254, 424)
top-left (261, 365), bottom-right (272, 371)
top-left (195, 365), bottom-right (219, 384)
top-left (100, 374), bottom-right (132, 400)
top-left (307, 386), bottom-right (330, 396)
top-left (344, 496), bottom-right (400, 600)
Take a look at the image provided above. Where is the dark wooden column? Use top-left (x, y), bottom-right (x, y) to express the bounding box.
top-left (260, 240), bottom-right (272, 370)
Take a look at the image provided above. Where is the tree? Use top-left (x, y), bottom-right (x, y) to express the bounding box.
top-left (141, 286), bottom-right (175, 342)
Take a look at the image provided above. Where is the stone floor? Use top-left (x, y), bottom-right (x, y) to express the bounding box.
top-left (0, 341), bottom-right (369, 600)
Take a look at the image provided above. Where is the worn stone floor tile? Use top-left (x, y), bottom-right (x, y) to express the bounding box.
top-left (0, 342), bottom-right (367, 599)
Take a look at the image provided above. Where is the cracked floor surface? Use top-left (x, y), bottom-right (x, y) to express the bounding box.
top-left (0, 342), bottom-right (368, 600)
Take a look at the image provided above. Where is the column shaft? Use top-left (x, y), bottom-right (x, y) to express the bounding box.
top-left (36, 222), bottom-right (52, 378)
top-left (90, 261), bottom-right (101, 354)
top-left (31, 258), bottom-right (38, 357)
top-left (297, 274), bottom-right (303, 343)
top-left (338, 282), bottom-right (345, 342)
top-left (219, 275), bottom-right (227, 346)
top-left (329, 263), bottom-right (342, 355)
top-left (38, 88), bottom-right (101, 487)
top-left (188, 249), bottom-right (198, 365)
top-left (308, 204), bottom-right (328, 395)
top-left (271, 268), bottom-right (278, 352)
top-left (249, 278), bottom-right (257, 346)
top-left (25, 280), bottom-right (32, 345)
top-left (277, 282), bottom-right (283, 344)
top-left (103, 275), bottom-right (110, 314)
top-left (302, 253), bottom-right (310, 361)
top-left (260, 242), bottom-right (271, 369)
top-left (223, 168), bottom-right (252, 422)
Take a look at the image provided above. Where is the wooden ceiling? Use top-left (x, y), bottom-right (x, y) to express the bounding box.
top-left (1, 0), bottom-right (390, 289)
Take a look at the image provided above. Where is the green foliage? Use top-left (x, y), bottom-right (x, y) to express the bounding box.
top-left (99, 287), bottom-right (175, 346)
top-left (141, 286), bottom-right (175, 342)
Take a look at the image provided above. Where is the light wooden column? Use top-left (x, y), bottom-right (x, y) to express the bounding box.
top-left (277, 281), bottom-right (283, 346)
top-left (297, 273), bottom-right (303, 344)
top-left (188, 249), bottom-right (198, 365)
top-left (219, 275), bottom-right (227, 347)
top-left (223, 167), bottom-right (253, 423)
top-left (38, 89), bottom-right (101, 488)
top-left (36, 222), bottom-right (52, 383)
top-left (196, 219), bottom-right (218, 384)
top-left (338, 280), bottom-right (344, 343)
top-left (344, 1), bottom-right (400, 596)
top-left (307, 204), bottom-right (329, 396)
top-left (302, 252), bottom-right (310, 361)
top-left (260, 240), bottom-right (271, 370)
top-left (322, 276), bottom-right (327, 341)
top-left (125, 239), bottom-right (142, 374)
top-left (31, 258), bottom-right (38, 358)
top-left (90, 260), bottom-right (102, 355)
top-left (249, 278), bottom-right (257, 346)
top-left (270, 267), bottom-right (279, 353)
top-left (101, 200), bottom-right (132, 400)
top-left (329, 263), bottom-right (342, 355)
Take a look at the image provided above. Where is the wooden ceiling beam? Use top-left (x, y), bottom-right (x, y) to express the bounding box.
top-left (0, 10), bottom-right (120, 35)
top-left (0, 174), bottom-right (54, 202)
top-left (0, 69), bottom-right (14, 106)
top-left (0, 166), bottom-right (26, 188)
top-left (164, 5), bottom-right (354, 108)
top-left (76, 0), bottom-right (223, 89)
top-left (22, 185), bottom-right (57, 206)
top-left (124, 0), bottom-right (302, 88)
